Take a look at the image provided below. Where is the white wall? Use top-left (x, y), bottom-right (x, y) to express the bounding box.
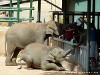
top-left (13, 0), bottom-right (62, 23)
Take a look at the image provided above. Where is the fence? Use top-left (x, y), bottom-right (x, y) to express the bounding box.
top-left (0, 0), bottom-right (34, 26)
top-left (49, 37), bottom-right (88, 72)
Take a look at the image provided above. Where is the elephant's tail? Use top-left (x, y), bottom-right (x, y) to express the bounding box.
top-left (4, 37), bottom-right (7, 57)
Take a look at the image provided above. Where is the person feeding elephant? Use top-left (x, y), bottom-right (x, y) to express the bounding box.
top-left (63, 24), bottom-right (75, 50)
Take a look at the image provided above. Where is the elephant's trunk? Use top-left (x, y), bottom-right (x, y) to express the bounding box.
top-left (64, 48), bottom-right (75, 57)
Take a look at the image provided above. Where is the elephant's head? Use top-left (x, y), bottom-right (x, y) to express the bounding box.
top-left (46, 47), bottom-right (72, 63)
top-left (46, 21), bottom-right (62, 36)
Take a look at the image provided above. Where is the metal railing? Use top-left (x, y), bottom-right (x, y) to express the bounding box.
top-left (0, 0), bottom-right (34, 26)
top-left (50, 37), bottom-right (88, 71)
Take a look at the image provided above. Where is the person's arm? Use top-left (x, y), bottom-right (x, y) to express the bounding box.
top-left (75, 32), bottom-right (86, 48)
top-left (65, 29), bottom-right (74, 32)
top-left (83, 19), bottom-right (88, 25)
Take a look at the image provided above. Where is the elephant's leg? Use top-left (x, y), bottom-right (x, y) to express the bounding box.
top-left (11, 47), bottom-right (21, 65)
top-left (42, 63), bottom-right (65, 71)
top-left (26, 61), bottom-right (33, 70)
top-left (5, 43), bottom-right (16, 66)
top-left (25, 56), bottom-right (33, 70)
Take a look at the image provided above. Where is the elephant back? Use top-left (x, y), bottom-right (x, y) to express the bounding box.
top-left (24, 43), bottom-right (47, 54)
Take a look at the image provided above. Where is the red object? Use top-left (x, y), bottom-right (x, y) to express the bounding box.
top-left (64, 31), bottom-right (73, 39)
top-left (64, 26), bottom-right (74, 40)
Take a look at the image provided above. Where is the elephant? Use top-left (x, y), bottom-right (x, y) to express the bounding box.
top-left (18, 43), bottom-right (74, 71)
top-left (5, 21), bottom-right (62, 66)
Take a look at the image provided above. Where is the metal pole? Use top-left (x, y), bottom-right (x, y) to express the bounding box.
top-left (92, 0), bottom-right (95, 24)
top-left (17, 0), bottom-right (20, 23)
top-left (62, 0), bottom-right (67, 29)
top-left (97, 16), bottom-right (99, 29)
top-left (9, 0), bottom-right (13, 26)
top-left (57, 14), bottom-right (59, 22)
top-left (29, 0), bottom-right (33, 22)
top-left (52, 12), bottom-right (55, 21)
top-left (37, 0), bottom-right (41, 22)
top-left (86, 0), bottom-right (91, 72)
top-left (44, 0), bottom-right (62, 10)
top-left (72, 14), bottom-right (74, 23)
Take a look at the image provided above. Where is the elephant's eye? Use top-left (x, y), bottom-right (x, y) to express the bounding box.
top-left (48, 60), bottom-right (54, 63)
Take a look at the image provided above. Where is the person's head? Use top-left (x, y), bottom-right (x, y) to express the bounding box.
top-left (66, 24), bottom-right (73, 30)
top-left (76, 17), bottom-right (83, 26)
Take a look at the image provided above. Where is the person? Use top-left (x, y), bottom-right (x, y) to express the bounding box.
top-left (76, 17), bottom-right (84, 32)
top-left (76, 17), bottom-right (84, 26)
top-left (63, 25), bottom-right (74, 50)
top-left (89, 23), bottom-right (98, 67)
top-left (72, 17), bottom-right (84, 43)
top-left (76, 23), bottom-right (98, 67)
top-left (63, 25), bottom-right (74, 41)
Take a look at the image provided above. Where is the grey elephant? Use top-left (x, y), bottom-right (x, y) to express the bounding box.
top-left (19, 43), bottom-right (73, 71)
top-left (5, 21), bottom-right (62, 66)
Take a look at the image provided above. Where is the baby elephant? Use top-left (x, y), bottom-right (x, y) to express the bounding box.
top-left (19, 43), bottom-right (73, 71)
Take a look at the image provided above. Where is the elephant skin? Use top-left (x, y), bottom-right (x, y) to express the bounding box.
top-left (19, 43), bottom-right (72, 71)
top-left (5, 21), bottom-right (62, 66)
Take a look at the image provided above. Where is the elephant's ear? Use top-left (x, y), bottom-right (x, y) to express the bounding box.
top-left (46, 47), bottom-right (60, 62)
top-left (45, 21), bottom-right (56, 35)
top-left (46, 53), bottom-right (55, 62)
